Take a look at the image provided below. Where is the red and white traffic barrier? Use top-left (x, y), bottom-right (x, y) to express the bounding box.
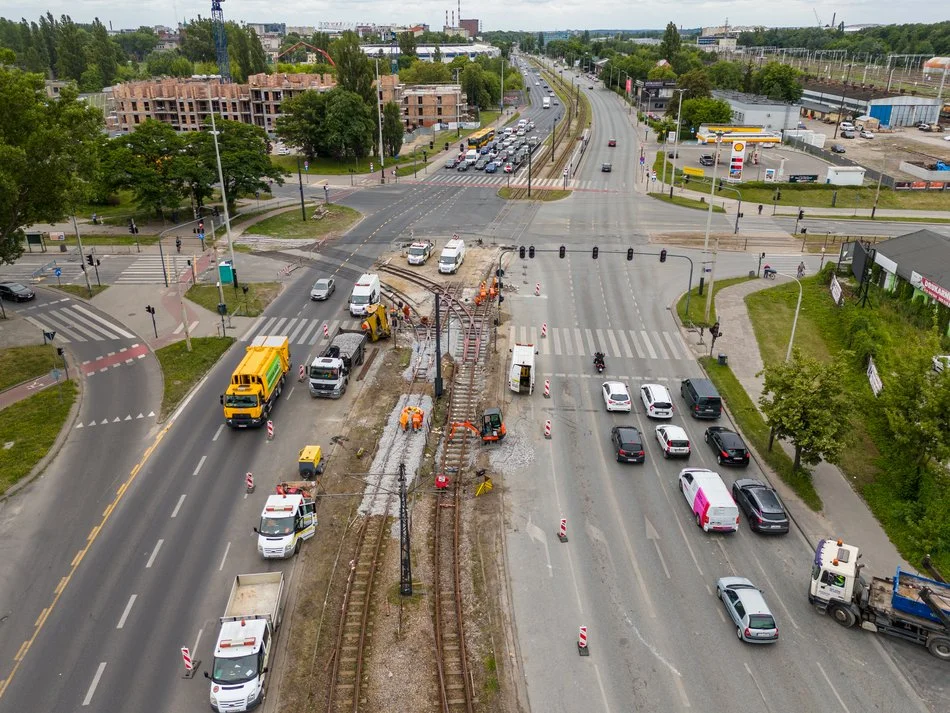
top-left (543, 379), bottom-right (551, 398)
top-left (298, 364), bottom-right (306, 381)
top-left (557, 518), bottom-right (568, 542)
top-left (577, 626), bottom-right (589, 656)
top-left (535, 282), bottom-right (541, 296)
top-left (541, 322), bottom-right (548, 338)
top-left (544, 419), bottom-right (552, 439)
top-left (181, 647), bottom-right (193, 671)
top-left (246, 472), bottom-right (255, 493)
top-left (323, 323), bottom-right (330, 338)
top-left (266, 420), bottom-right (274, 440)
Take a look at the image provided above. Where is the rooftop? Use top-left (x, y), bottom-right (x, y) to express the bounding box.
top-left (875, 229), bottom-right (950, 288)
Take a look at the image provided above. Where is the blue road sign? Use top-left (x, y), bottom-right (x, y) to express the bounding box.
top-left (54, 267), bottom-right (62, 277)
top-left (640, 156), bottom-right (645, 165)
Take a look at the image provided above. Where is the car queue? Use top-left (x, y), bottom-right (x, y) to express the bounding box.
top-left (445, 121), bottom-right (541, 175)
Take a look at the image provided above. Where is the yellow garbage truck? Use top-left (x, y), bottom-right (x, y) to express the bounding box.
top-left (221, 336), bottom-right (290, 428)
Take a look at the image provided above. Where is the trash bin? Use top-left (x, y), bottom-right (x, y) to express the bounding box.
top-left (718, 354), bottom-right (728, 366)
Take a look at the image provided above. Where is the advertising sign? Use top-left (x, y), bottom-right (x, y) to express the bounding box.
top-left (830, 274), bottom-right (843, 306)
top-left (764, 168), bottom-right (776, 182)
top-left (683, 166), bottom-right (705, 177)
top-left (625, 78), bottom-right (632, 95)
top-left (48, 231), bottom-right (66, 241)
top-left (788, 174), bottom-right (819, 183)
top-left (911, 271), bottom-right (950, 308)
top-left (729, 141), bottom-right (745, 180)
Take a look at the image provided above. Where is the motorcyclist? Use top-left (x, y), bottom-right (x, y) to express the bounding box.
top-left (593, 351), bottom-right (606, 369)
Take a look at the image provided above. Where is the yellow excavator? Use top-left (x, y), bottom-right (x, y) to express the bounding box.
top-left (361, 303), bottom-right (391, 342)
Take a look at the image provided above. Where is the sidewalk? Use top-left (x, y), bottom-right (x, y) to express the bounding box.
top-left (680, 279), bottom-right (910, 578)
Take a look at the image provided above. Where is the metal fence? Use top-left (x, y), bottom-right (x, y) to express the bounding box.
top-left (783, 137), bottom-right (896, 188)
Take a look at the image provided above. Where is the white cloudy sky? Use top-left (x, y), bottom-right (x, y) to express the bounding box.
top-left (2, 1), bottom-right (946, 31)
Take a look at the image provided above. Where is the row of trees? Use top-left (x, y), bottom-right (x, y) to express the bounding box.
top-left (735, 22), bottom-right (950, 57)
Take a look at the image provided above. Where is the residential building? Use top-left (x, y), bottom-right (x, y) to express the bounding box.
top-left (442, 26), bottom-right (470, 40)
top-left (712, 90), bottom-right (801, 132)
top-left (375, 74), bottom-right (464, 130)
top-left (246, 23), bottom-right (287, 36)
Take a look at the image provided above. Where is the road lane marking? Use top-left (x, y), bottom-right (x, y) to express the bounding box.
top-left (82, 662), bottom-right (107, 706)
top-left (146, 539), bottom-right (163, 568)
top-left (193, 455), bottom-right (207, 476)
top-left (170, 494), bottom-right (186, 518)
top-left (219, 542), bottom-right (231, 571)
top-left (116, 595), bottom-right (136, 629)
top-left (33, 609), bottom-right (49, 629)
top-left (744, 662), bottom-right (771, 709)
top-left (816, 661), bottom-right (852, 713)
top-left (212, 424), bottom-right (224, 441)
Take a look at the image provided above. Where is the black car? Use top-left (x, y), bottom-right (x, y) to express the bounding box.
top-left (699, 154), bottom-right (714, 166)
top-left (704, 426), bottom-right (750, 466)
top-left (830, 144), bottom-right (846, 154)
top-left (457, 161), bottom-right (470, 171)
top-left (732, 479), bottom-right (790, 534)
top-left (0, 282), bottom-right (35, 302)
top-left (611, 425), bottom-right (645, 464)
top-left (601, 162), bottom-right (612, 172)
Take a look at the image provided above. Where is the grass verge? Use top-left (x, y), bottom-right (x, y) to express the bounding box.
top-left (52, 284), bottom-right (109, 299)
top-left (247, 205), bottom-right (361, 240)
top-left (648, 193), bottom-right (726, 213)
top-left (700, 357), bottom-right (822, 510)
top-left (0, 345), bottom-right (58, 391)
top-left (675, 275), bottom-right (754, 327)
top-left (186, 282), bottom-right (281, 318)
top-left (0, 380), bottom-right (78, 495)
top-left (154, 337), bottom-right (234, 419)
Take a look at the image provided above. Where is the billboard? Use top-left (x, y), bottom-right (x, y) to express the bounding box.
top-left (625, 78), bottom-right (632, 95)
top-left (729, 141), bottom-right (745, 180)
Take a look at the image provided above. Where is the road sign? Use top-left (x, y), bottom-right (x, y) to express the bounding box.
top-left (50, 368), bottom-right (62, 381)
top-left (54, 267), bottom-right (62, 277)
top-left (304, 161), bottom-right (309, 171)
top-left (639, 156), bottom-right (645, 165)
top-left (43, 330), bottom-right (56, 342)
top-left (683, 166), bottom-right (705, 177)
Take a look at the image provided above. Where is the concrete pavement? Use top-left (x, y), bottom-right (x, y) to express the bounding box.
top-left (680, 277), bottom-right (909, 578)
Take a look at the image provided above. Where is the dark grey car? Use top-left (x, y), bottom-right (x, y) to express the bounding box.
top-left (310, 277), bottom-right (335, 301)
top-left (0, 282), bottom-right (35, 302)
top-left (732, 479), bottom-right (789, 534)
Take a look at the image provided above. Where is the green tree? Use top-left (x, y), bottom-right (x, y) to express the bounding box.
top-left (537, 32), bottom-right (544, 51)
top-left (88, 18), bottom-right (118, 85)
top-left (274, 90), bottom-right (329, 159)
top-left (647, 64), bottom-right (677, 81)
top-left (382, 101), bottom-right (403, 157)
top-left (432, 45), bottom-right (442, 63)
top-left (179, 18), bottom-right (215, 63)
top-left (758, 350), bottom-right (851, 471)
top-left (79, 64), bottom-right (104, 92)
top-left (145, 50), bottom-right (193, 77)
top-left (103, 119), bottom-right (187, 216)
top-left (753, 61), bottom-right (804, 102)
top-left (676, 68), bottom-right (711, 100)
top-left (113, 27), bottom-right (157, 61)
top-left (323, 89), bottom-right (375, 159)
top-left (0, 68), bottom-right (103, 263)
top-left (398, 60), bottom-right (451, 84)
top-left (398, 32), bottom-right (417, 58)
top-left (679, 97), bottom-right (733, 135)
top-left (55, 17), bottom-right (87, 82)
top-left (660, 22), bottom-right (681, 61)
top-left (708, 61), bottom-right (743, 90)
top-left (331, 31), bottom-right (375, 104)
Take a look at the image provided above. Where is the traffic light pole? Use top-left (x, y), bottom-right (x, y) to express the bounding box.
top-left (71, 215), bottom-right (94, 297)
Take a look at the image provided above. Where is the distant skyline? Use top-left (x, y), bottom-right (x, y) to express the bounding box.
top-left (2, 2), bottom-right (948, 33)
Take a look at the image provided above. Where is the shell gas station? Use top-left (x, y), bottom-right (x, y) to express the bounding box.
top-left (685, 125), bottom-right (786, 181)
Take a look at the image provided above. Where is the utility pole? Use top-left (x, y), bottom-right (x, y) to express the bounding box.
top-left (702, 132), bottom-right (724, 323)
top-left (71, 215), bottom-right (94, 297)
top-left (670, 88), bottom-right (686, 199)
top-left (375, 59), bottom-right (385, 167)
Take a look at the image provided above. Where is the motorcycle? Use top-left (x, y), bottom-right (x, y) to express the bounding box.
top-left (593, 352), bottom-right (606, 374)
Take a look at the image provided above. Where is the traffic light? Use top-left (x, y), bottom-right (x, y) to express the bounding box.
top-left (592, 246), bottom-right (599, 260)
top-left (519, 246), bottom-right (526, 259)
top-left (145, 304), bottom-right (155, 315)
top-left (660, 249), bottom-right (667, 263)
top-left (798, 209), bottom-right (805, 220)
top-left (56, 347), bottom-right (64, 356)
top-left (626, 248), bottom-right (634, 261)
top-left (86, 254), bottom-right (94, 266)
top-left (529, 245), bottom-right (535, 259)
top-left (559, 245), bottom-right (566, 259)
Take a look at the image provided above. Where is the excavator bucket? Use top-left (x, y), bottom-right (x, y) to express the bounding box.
top-left (361, 304), bottom-right (391, 342)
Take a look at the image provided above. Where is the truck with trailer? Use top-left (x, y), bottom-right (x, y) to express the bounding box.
top-left (221, 336), bottom-right (290, 428)
top-left (205, 573), bottom-right (285, 712)
top-left (254, 482), bottom-right (317, 559)
top-left (808, 538), bottom-right (950, 660)
top-left (308, 328), bottom-right (368, 398)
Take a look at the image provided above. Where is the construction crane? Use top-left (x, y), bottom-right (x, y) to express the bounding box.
top-left (813, 9), bottom-right (822, 26)
top-left (211, 0), bottom-right (230, 82)
top-left (275, 41), bottom-right (336, 67)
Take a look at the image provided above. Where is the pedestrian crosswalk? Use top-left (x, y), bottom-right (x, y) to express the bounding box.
top-left (116, 255), bottom-right (195, 284)
top-left (509, 325), bottom-right (691, 361)
top-left (240, 316), bottom-right (365, 347)
top-left (420, 174), bottom-right (614, 191)
top-left (23, 299), bottom-right (136, 344)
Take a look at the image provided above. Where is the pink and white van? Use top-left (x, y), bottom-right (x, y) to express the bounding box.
top-left (678, 468), bottom-right (739, 532)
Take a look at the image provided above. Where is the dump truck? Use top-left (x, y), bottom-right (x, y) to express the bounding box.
top-left (222, 336), bottom-right (290, 428)
top-left (254, 483), bottom-right (316, 558)
top-left (808, 538), bottom-right (950, 660)
top-left (206, 573), bottom-right (285, 712)
top-left (308, 329), bottom-right (367, 398)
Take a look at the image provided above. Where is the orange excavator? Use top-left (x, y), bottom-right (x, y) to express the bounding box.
top-left (449, 407), bottom-right (506, 443)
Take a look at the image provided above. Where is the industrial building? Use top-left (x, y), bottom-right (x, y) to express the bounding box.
top-left (360, 42), bottom-right (500, 64)
top-left (799, 80), bottom-right (943, 127)
top-left (712, 90), bottom-right (802, 132)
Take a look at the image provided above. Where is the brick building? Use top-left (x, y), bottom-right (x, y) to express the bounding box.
top-left (459, 18), bottom-right (479, 39)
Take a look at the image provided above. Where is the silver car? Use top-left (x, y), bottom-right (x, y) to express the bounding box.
top-left (310, 277), bottom-right (335, 301)
top-left (715, 577), bottom-right (779, 643)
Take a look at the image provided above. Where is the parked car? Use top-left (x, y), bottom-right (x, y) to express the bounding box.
top-left (601, 381), bottom-right (632, 412)
top-left (933, 355), bottom-right (950, 373)
top-left (655, 425), bottom-right (691, 459)
top-left (610, 425), bottom-right (645, 464)
top-left (699, 154), bottom-right (715, 166)
top-left (839, 122), bottom-right (856, 132)
top-left (731, 479), bottom-right (790, 534)
top-left (309, 277), bottom-right (335, 301)
top-left (588, 84), bottom-right (594, 89)
top-left (601, 162), bottom-right (612, 172)
top-left (860, 130), bottom-right (875, 139)
top-left (840, 130), bottom-right (856, 139)
top-left (830, 144), bottom-right (846, 153)
top-left (715, 577), bottom-right (779, 643)
top-left (0, 282), bottom-right (35, 302)
top-left (704, 426), bottom-right (750, 466)
top-left (608, 138), bottom-right (617, 147)
top-left (667, 150), bottom-right (680, 158)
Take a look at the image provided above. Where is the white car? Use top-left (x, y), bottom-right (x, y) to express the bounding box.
top-left (933, 355), bottom-right (950, 373)
top-left (655, 425), bottom-right (691, 459)
top-left (602, 381), bottom-right (632, 412)
top-left (640, 383), bottom-right (674, 418)
top-left (860, 130), bottom-right (875, 139)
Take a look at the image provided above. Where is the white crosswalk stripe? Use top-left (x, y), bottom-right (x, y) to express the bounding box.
top-left (115, 255), bottom-right (195, 284)
top-left (509, 325), bottom-right (693, 361)
top-left (240, 316), bottom-right (365, 346)
top-left (23, 303), bottom-right (133, 343)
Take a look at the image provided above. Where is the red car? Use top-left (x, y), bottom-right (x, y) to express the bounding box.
top-left (608, 139), bottom-right (617, 147)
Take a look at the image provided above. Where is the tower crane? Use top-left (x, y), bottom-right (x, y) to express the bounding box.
top-left (211, 0), bottom-right (231, 82)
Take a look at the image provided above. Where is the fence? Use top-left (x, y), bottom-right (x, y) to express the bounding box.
top-left (783, 136), bottom-right (896, 188)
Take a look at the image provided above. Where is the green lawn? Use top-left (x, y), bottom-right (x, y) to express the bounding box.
top-left (0, 345), bottom-right (58, 391)
top-left (154, 337), bottom-right (234, 419)
top-left (676, 275), bottom-right (754, 327)
top-left (247, 205), bottom-right (360, 240)
top-left (186, 282), bottom-right (281, 318)
top-left (649, 193), bottom-right (726, 213)
top-left (0, 380), bottom-right (78, 495)
top-left (54, 234), bottom-right (159, 247)
top-left (51, 284), bottom-right (109, 299)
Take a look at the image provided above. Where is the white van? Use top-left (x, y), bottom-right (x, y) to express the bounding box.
top-left (509, 343), bottom-right (536, 394)
top-left (349, 273), bottom-right (380, 316)
top-left (464, 149), bottom-right (479, 166)
top-left (678, 468), bottom-right (739, 533)
top-left (542, 97), bottom-right (551, 109)
top-left (438, 239), bottom-right (465, 274)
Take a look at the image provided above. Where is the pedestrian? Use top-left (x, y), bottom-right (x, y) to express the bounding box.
top-left (758, 204), bottom-right (763, 215)
top-left (175, 237), bottom-right (182, 254)
top-left (797, 262), bottom-right (806, 278)
top-left (91, 212), bottom-right (98, 225)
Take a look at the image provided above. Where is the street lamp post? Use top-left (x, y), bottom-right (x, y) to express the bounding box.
top-left (375, 59), bottom-right (385, 167)
top-left (702, 132), bottom-right (725, 323)
top-left (669, 88), bottom-right (686, 199)
top-left (780, 273), bottom-right (804, 362)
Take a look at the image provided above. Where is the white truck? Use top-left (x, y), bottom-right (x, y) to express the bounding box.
top-left (206, 573), bottom-right (284, 712)
top-left (308, 329), bottom-right (368, 398)
top-left (509, 343), bottom-right (536, 394)
top-left (542, 96), bottom-right (551, 109)
top-left (407, 240), bottom-right (434, 265)
top-left (254, 483), bottom-right (316, 558)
